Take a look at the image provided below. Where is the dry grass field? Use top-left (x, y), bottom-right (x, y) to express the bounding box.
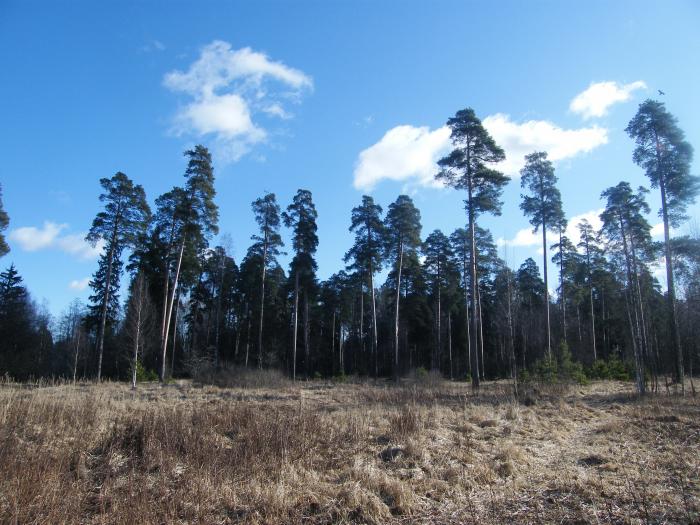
top-left (0, 373), bottom-right (698, 524)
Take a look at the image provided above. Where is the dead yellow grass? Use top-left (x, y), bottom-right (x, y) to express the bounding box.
top-left (0, 377), bottom-right (698, 524)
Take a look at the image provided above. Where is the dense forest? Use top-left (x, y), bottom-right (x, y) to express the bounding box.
top-left (1, 100), bottom-right (698, 394)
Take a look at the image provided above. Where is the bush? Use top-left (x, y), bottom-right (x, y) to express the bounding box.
top-left (135, 361), bottom-right (159, 383)
top-left (521, 341), bottom-right (588, 386)
top-left (587, 354), bottom-right (633, 381)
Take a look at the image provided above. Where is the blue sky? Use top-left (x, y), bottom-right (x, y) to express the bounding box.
top-left (1, 0), bottom-right (699, 317)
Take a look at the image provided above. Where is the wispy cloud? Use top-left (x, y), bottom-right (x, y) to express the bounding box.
top-left (164, 41), bottom-right (313, 162)
top-left (570, 80), bottom-right (647, 119)
top-left (9, 221), bottom-right (103, 260)
top-left (69, 277), bottom-right (91, 291)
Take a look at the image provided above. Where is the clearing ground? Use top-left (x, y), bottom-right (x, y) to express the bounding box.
top-left (0, 376), bottom-right (698, 524)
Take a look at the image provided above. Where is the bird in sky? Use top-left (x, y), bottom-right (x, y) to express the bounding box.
top-left (658, 89), bottom-right (666, 95)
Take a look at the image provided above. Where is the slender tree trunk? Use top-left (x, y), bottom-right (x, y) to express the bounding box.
top-left (468, 214), bottom-right (480, 389)
top-left (434, 263), bottom-right (441, 370)
top-left (369, 260), bottom-right (378, 378)
top-left (131, 273), bottom-right (144, 390)
top-left (170, 288), bottom-right (179, 377)
top-left (660, 177), bottom-right (684, 390)
top-left (476, 279), bottom-right (485, 379)
top-left (331, 310), bottom-right (336, 374)
top-left (559, 229), bottom-right (567, 344)
top-left (258, 231), bottom-right (269, 370)
top-left (292, 272), bottom-right (299, 380)
top-left (339, 323), bottom-right (344, 373)
top-left (214, 255), bottom-right (224, 369)
top-left (507, 268), bottom-right (517, 398)
top-left (96, 233), bottom-right (118, 381)
top-left (244, 306), bottom-right (251, 367)
top-left (448, 313), bottom-right (453, 380)
top-left (584, 242), bottom-right (597, 361)
top-left (161, 237), bottom-right (185, 381)
top-left (542, 220), bottom-right (552, 358)
top-left (394, 241), bottom-right (404, 380)
top-left (358, 273), bottom-right (365, 372)
top-left (304, 291), bottom-right (310, 377)
top-left (72, 327), bottom-right (81, 385)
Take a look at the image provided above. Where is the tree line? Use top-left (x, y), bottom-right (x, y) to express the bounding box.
top-left (0, 100), bottom-right (698, 394)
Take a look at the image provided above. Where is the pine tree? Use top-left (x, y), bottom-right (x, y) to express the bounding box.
top-left (601, 182), bottom-right (654, 394)
top-left (436, 108), bottom-right (509, 388)
top-left (86, 172), bottom-right (150, 380)
top-left (577, 219), bottom-right (603, 361)
top-left (626, 100), bottom-right (699, 389)
top-left (345, 196), bottom-right (385, 376)
top-left (423, 230), bottom-right (454, 371)
top-left (0, 184), bottom-right (9, 258)
top-left (384, 195), bottom-right (422, 378)
top-left (282, 189), bottom-right (319, 379)
top-left (519, 151), bottom-right (565, 359)
top-left (160, 146), bottom-right (219, 381)
top-left (251, 192), bottom-right (284, 369)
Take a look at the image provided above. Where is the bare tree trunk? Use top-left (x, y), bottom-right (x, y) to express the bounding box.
top-left (214, 254), bottom-right (225, 369)
top-left (369, 261), bottom-right (378, 378)
top-left (542, 220), bottom-right (552, 359)
top-left (394, 242), bottom-right (404, 380)
top-left (448, 312), bottom-right (453, 380)
top-left (476, 280), bottom-right (485, 379)
top-left (559, 229), bottom-right (567, 345)
top-left (331, 310), bottom-right (336, 374)
top-left (244, 306), bottom-right (251, 367)
top-left (292, 272), bottom-right (299, 380)
top-left (258, 233), bottom-right (268, 370)
top-left (170, 288), bottom-right (179, 377)
top-left (72, 327), bottom-right (81, 385)
top-left (131, 273), bottom-right (145, 390)
top-left (656, 136), bottom-right (684, 391)
top-left (96, 232), bottom-right (118, 381)
top-left (161, 237), bottom-right (185, 382)
top-left (304, 291), bottom-right (310, 377)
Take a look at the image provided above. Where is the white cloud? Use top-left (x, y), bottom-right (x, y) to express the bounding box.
top-left (353, 125), bottom-right (451, 191)
top-left (483, 114), bottom-right (608, 176)
top-left (565, 209), bottom-right (604, 247)
top-left (570, 80), bottom-right (647, 119)
top-left (354, 114), bottom-right (608, 190)
top-left (69, 277), bottom-right (91, 291)
top-left (9, 221), bottom-right (103, 260)
top-left (164, 41), bottom-right (312, 161)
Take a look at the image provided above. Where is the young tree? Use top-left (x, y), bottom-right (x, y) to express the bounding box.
top-left (519, 151), bottom-right (565, 359)
top-left (345, 196), bottom-right (385, 376)
top-left (251, 192), bottom-right (284, 369)
top-left (384, 195), bottom-right (422, 378)
top-left (0, 184), bottom-right (9, 258)
top-left (626, 100), bottom-right (699, 388)
top-left (124, 271), bottom-right (154, 389)
top-left (436, 108), bottom-right (509, 388)
top-left (160, 146), bottom-right (219, 381)
top-left (282, 189), bottom-right (319, 379)
top-left (86, 172), bottom-right (150, 381)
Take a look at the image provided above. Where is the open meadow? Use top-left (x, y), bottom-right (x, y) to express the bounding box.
top-left (1, 374), bottom-right (698, 524)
